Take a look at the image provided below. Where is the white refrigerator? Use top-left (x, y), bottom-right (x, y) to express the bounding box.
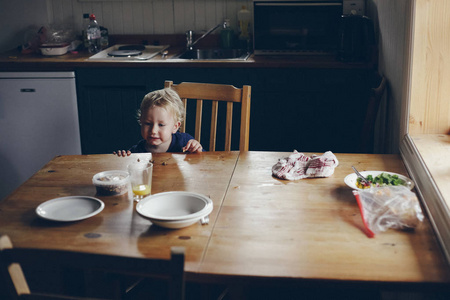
top-left (0, 72), bottom-right (82, 200)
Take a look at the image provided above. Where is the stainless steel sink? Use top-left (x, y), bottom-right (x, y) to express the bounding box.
top-left (170, 48), bottom-right (251, 60)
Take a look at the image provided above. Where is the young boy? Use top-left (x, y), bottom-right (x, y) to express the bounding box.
top-left (114, 88), bottom-right (202, 156)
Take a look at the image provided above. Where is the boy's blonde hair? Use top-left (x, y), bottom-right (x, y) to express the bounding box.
top-left (137, 88), bottom-right (185, 124)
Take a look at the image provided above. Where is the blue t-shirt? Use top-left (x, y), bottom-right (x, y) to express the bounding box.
top-left (128, 132), bottom-right (195, 153)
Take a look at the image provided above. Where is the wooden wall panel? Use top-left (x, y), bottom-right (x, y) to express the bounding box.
top-left (409, 0), bottom-right (450, 134)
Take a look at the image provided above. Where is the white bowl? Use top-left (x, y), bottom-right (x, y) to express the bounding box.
top-left (40, 43), bottom-right (70, 56)
top-left (136, 191), bottom-right (213, 228)
top-left (150, 217), bottom-right (204, 229)
top-left (344, 170), bottom-right (414, 190)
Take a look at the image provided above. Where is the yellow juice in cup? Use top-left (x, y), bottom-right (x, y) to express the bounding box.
top-left (128, 161), bottom-right (153, 202)
top-left (132, 184), bottom-right (151, 196)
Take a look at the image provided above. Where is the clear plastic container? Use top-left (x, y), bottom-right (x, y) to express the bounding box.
top-left (92, 170), bottom-right (130, 196)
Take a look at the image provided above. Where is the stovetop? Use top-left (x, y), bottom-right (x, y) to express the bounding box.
top-left (87, 44), bottom-right (169, 61)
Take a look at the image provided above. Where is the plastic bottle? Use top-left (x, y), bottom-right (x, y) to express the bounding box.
top-left (81, 13), bottom-right (90, 49)
top-left (86, 14), bottom-right (101, 53)
top-left (238, 6), bottom-right (251, 41)
top-left (220, 19), bottom-right (234, 49)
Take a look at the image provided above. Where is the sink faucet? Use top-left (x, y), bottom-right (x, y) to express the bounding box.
top-left (186, 21), bottom-right (226, 50)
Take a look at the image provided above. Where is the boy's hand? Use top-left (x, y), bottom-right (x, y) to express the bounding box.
top-left (183, 139), bottom-right (203, 153)
top-left (113, 150), bottom-right (131, 157)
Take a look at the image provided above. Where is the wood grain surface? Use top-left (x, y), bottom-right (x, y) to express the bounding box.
top-left (409, 0), bottom-right (450, 135)
top-left (0, 152), bottom-right (239, 274)
top-left (202, 152), bottom-right (450, 284)
top-left (0, 151), bottom-right (448, 286)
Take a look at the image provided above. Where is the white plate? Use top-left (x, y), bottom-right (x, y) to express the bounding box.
top-left (36, 196), bottom-right (105, 222)
top-left (344, 171), bottom-right (414, 190)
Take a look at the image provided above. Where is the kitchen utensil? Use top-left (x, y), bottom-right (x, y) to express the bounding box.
top-left (108, 49), bottom-right (142, 57)
top-left (88, 44), bottom-right (170, 61)
top-left (337, 14), bottom-right (376, 62)
top-left (117, 44), bottom-right (146, 51)
top-left (352, 166), bottom-right (370, 185)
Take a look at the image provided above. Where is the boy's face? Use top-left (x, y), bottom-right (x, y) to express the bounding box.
top-left (140, 106), bottom-right (180, 148)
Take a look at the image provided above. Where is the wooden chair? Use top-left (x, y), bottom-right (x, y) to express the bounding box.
top-left (358, 74), bottom-right (387, 153)
top-left (164, 81), bottom-right (251, 151)
top-left (0, 235), bottom-right (185, 300)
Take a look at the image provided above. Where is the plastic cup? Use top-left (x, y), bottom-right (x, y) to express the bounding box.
top-left (127, 162), bottom-right (153, 202)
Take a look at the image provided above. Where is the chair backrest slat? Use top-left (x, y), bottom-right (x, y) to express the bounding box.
top-left (225, 102), bottom-right (233, 151)
top-left (195, 99), bottom-right (203, 142)
top-left (240, 85), bottom-right (252, 152)
top-left (181, 98), bottom-right (187, 133)
top-left (210, 100), bottom-right (219, 151)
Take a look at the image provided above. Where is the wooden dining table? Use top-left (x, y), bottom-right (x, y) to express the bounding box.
top-left (0, 151), bottom-right (449, 295)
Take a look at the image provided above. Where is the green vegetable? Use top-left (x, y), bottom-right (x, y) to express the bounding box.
top-left (356, 172), bottom-right (405, 189)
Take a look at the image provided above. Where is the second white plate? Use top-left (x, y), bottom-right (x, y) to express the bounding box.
top-left (36, 196), bottom-right (104, 222)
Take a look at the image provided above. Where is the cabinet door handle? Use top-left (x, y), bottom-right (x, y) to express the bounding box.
top-left (20, 88), bottom-right (36, 92)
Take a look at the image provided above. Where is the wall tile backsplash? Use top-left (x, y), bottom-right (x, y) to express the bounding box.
top-left (48, 0), bottom-right (252, 36)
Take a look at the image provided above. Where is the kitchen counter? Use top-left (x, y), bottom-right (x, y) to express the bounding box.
top-left (0, 35), bottom-right (378, 154)
top-left (0, 35), bottom-right (375, 71)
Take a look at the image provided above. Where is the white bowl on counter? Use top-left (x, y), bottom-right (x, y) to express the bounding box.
top-left (136, 191), bottom-right (213, 229)
top-left (40, 43), bottom-right (70, 56)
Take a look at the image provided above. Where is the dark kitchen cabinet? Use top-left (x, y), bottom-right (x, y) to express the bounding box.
top-left (76, 69), bottom-right (151, 154)
top-left (249, 68), bottom-right (371, 152)
top-left (76, 66), bottom-right (371, 154)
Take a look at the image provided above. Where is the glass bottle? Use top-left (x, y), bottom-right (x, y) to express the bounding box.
top-left (220, 19), bottom-right (234, 49)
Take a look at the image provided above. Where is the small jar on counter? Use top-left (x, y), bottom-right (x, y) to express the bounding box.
top-left (100, 26), bottom-right (109, 49)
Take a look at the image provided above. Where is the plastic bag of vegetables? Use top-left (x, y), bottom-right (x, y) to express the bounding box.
top-left (352, 186), bottom-right (424, 238)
